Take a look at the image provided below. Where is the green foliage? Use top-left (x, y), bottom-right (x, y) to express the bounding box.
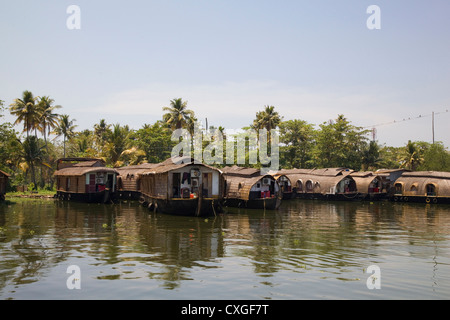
top-left (312, 115), bottom-right (369, 169)
top-left (2, 92), bottom-right (450, 193)
top-left (135, 121), bottom-right (175, 163)
top-left (279, 119), bottom-right (315, 169)
top-left (417, 141), bottom-right (450, 171)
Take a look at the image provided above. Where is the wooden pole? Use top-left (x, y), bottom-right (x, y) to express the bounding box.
top-left (196, 182), bottom-right (203, 216)
top-left (432, 111), bottom-right (435, 144)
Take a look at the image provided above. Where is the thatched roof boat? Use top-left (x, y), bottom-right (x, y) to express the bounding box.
top-left (53, 158), bottom-right (119, 203)
top-left (350, 171), bottom-right (386, 200)
top-left (272, 173), bottom-right (295, 199)
top-left (0, 169), bottom-right (10, 201)
top-left (116, 163), bottom-right (158, 199)
top-left (284, 167), bottom-right (358, 200)
top-left (392, 171), bottom-right (450, 204)
top-left (139, 157), bottom-right (225, 216)
top-left (222, 166), bottom-right (282, 209)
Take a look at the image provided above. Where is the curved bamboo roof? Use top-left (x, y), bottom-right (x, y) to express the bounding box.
top-left (349, 172), bottom-right (382, 193)
top-left (224, 173), bottom-right (278, 201)
top-left (116, 163), bottom-right (159, 176)
top-left (54, 167), bottom-right (119, 177)
top-left (140, 156), bottom-right (222, 175)
top-left (395, 171), bottom-right (450, 196)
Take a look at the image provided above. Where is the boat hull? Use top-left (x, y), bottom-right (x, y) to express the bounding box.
top-left (224, 196), bottom-right (282, 210)
top-left (391, 195), bottom-right (450, 204)
top-left (56, 190), bottom-right (115, 203)
top-left (141, 194), bottom-right (224, 216)
top-left (295, 192), bottom-right (360, 201)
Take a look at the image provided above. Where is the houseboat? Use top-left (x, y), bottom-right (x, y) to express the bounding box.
top-left (293, 168), bottom-right (359, 200)
top-left (139, 157), bottom-right (225, 216)
top-left (116, 163), bottom-right (158, 200)
top-left (53, 158), bottom-right (119, 203)
top-left (272, 173), bottom-right (295, 199)
top-left (392, 171), bottom-right (450, 204)
top-left (375, 169), bottom-right (410, 197)
top-left (350, 171), bottom-right (386, 200)
top-left (0, 170), bottom-right (10, 201)
top-left (222, 166), bottom-right (282, 210)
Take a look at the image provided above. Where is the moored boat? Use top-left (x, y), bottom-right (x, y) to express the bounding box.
top-left (350, 171), bottom-right (386, 200)
top-left (392, 171), bottom-right (450, 204)
top-left (222, 166), bottom-right (282, 209)
top-left (290, 168), bottom-right (359, 200)
top-left (53, 158), bottom-right (119, 203)
top-left (139, 157), bottom-right (225, 216)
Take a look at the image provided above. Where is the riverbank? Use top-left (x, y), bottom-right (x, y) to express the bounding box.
top-left (5, 190), bottom-right (56, 199)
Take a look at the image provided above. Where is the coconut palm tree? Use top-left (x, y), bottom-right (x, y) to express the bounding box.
top-left (252, 105), bottom-right (282, 132)
top-left (9, 90), bottom-right (41, 138)
top-left (162, 98), bottom-right (196, 130)
top-left (399, 140), bottom-right (424, 170)
top-left (93, 119), bottom-right (111, 155)
top-left (37, 96), bottom-right (61, 153)
top-left (104, 124), bottom-right (132, 167)
top-left (53, 114), bottom-right (77, 157)
top-left (21, 136), bottom-right (45, 190)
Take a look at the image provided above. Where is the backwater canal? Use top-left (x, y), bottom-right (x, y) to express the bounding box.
top-left (1, 198), bottom-right (449, 299)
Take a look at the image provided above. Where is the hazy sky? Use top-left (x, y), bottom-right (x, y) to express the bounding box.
top-left (1, 0), bottom-right (449, 147)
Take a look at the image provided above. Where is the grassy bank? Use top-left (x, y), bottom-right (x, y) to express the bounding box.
top-left (6, 189), bottom-right (56, 199)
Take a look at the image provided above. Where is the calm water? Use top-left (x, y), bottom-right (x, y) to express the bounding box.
top-left (0, 197), bottom-right (449, 300)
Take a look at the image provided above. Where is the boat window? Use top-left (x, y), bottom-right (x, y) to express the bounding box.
top-left (410, 184), bottom-right (418, 192)
top-left (394, 183), bottom-right (403, 194)
top-left (297, 180), bottom-right (303, 192)
top-left (306, 180), bottom-right (313, 192)
top-left (426, 184), bottom-right (436, 196)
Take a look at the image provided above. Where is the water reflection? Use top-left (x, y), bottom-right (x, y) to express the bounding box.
top-left (1, 198), bottom-right (450, 299)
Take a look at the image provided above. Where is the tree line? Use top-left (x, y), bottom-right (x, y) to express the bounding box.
top-left (1, 91), bottom-right (449, 191)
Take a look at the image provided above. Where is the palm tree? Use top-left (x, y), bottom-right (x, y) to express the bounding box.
top-left (252, 105), bottom-right (282, 132)
top-left (53, 114), bottom-right (77, 157)
top-left (162, 98), bottom-right (196, 130)
top-left (361, 140), bottom-right (381, 171)
top-left (104, 124), bottom-right (132, 167)
top-left (9, 90), bottom-right (41, 138)
top-left (93, 119), bottom-right (111, 154)
top-left (252, 105), bottom-right (282, 149)
top-left (37, 96), bottom-right (61, 153)
top-left (399, 140), bottom-right (423, 170)
top-left (21, 136), bottom-right (45, 190)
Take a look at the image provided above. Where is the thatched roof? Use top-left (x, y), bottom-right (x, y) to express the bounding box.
top-left (221, 165), bottom-right (260, 177)
top-left (116, 163), bottom-right (159, 176)
top-left (288, 171), bottom-right (356, 195)
top-left (224, 174), bottom-right (277, 201)
top-left (56, 157), bottom-right (105, 170)
top-left (278, 168), bottom-right (315, 175)
top-left (140, 156), bottom-right (222, 176)
top-left (395, 171), bottom-right (450, 196)
top-left (349, 171), bottom-right (382, 193)
top-left (280, 167), bottom-right (352, 178)
top-left (54, 167), bottom-right (119, 177)
top-left (54, 158), bottom-right (118, 177)
top-left (401, 171), bottom-right (450, 179)
top-left (310, 168), bottom-right (353, 176)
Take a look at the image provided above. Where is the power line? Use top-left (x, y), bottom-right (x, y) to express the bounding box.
top-left (363, 109), bottom-right (449, 129)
